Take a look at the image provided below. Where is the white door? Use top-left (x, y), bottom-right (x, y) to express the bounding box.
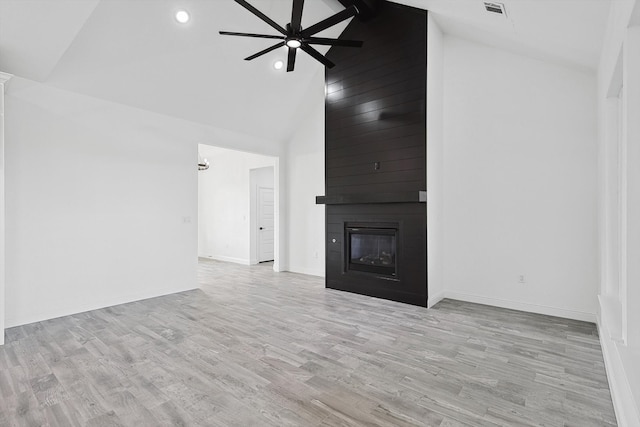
top-left (258, 187), bottom-right (274, 262)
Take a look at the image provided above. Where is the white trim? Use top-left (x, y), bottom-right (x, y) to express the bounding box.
top-left (599, 294), bottom-right (624, 341)
top-left (442, 291), bottom-right (596, 322)
top-left (0, 73), bottom-right (10, 345)
top-left (598, 312), bottom-right (640, 427)
top-left (5, 284), bottom-right (198, 329)
top-left (202, 254), bottom-right (251, 265)
top-left (273, 261), bottom-right (287, 273)
top-left (0, 72), bottom-right (12, 87)
top-left (427, 290), bottom-right (445, 308)
top-left (286, 265), bottom-right (325, 277)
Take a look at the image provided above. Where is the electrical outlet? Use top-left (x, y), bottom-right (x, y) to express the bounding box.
top-left (518, 275), bottom-right (526, 284)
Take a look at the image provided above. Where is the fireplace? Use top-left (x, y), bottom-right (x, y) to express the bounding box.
top-left (346, 223), bottom-right (398, 277)
top-left (317, 2), bottom-right (427, 307)
top-left (319, 203), bottom-right (427, 307)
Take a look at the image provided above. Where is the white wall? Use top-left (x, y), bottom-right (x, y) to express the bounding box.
top-left (285, 69), bottom-right (325, 277)
top-left (4, 78), bottom-right (198, 327)
top-left (597, 0), bottom-right (640, 424)
top-left (442, 36), bottom-right (598, 321)
top-left (2, 77), bottom-right (284, 329)
top-left (426, 14), bottom-right (445, 307)
top-left (198, 145), bottom-right (275, 265)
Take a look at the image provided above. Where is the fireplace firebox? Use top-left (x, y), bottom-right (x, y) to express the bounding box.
top-left (346, 224), bottom-right (398, 277)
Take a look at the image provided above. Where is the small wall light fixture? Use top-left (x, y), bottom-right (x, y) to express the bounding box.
top-left (198, 158), bottom-right (210, 170)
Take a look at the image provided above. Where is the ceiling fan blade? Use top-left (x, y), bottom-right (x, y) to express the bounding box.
top-left (287, 47), bottom-right (297, 72)
top-left (300, 6), bottom-right (358, 37)
top-left (234, 0), bottom-right (287, 35)
top-left (219, 31), bottom-right (284, 40)
top-left (290, 0), bottom-right (305, 32)
top-left (300, 44), bottom-right (335, 68)
top-left (303, 37), bottom-right (363, 47)
top-left (244, 42), bottom-right (285, 61)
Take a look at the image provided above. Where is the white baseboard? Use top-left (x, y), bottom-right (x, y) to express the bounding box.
top-left (427, 290), bottom-right (445, 308)
top-left (203, 255), bottom-right (251, 265)
top-left (598, 310), bottom-right (640, 427)
top-left (6, 284), bottom-right (199, 328)
top-left (442, 291), bottom-right (596, 323)
top-left (286, 265), bottom-right (325, 277)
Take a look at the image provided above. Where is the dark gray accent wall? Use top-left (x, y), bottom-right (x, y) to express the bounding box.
top-left (321, 1), bottom-right (428, 307)
top-left (325, 1), bottom-right (426, 197)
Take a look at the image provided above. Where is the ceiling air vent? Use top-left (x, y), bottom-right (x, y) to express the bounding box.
top-left (483, 2), bottom-right (507, 16)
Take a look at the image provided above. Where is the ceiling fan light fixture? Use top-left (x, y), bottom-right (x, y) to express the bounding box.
top-left (285, 39), bottom-right (302, 49)
top-left (219, 1), bottom-right (362, 72)
top-left (175, 10), bottom-right (190, 24)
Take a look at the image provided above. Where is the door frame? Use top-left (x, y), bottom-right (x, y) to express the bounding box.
top-left (256, 186), bottom-right (275, 262)
top-left (249, 166), bottom-right (276, 266)
top-left (0, 72), bottom-right (11, 345)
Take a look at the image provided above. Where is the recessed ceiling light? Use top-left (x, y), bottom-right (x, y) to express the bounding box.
top-left (273, 60), bottom-right (284, 70)
top-left (285, 39), bottom-right (301, 49)
top-left (175, 10), bottom-right (190, 24)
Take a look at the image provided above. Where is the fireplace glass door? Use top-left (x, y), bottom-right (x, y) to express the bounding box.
top-left (347, 226), bottom-right (397, 276)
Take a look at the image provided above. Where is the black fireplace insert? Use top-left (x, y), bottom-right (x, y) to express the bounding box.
top-left (346, 224), bottom-right (398, 277)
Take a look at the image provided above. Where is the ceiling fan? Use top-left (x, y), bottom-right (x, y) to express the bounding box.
top-left (219, 0), bottom-right (363, 72)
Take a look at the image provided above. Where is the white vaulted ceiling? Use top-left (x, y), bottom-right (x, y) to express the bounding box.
top-left (0, 0), bottom-right (101, 81)
top-left (395, 0), bottom-right (611, 70)
top-left (0, 0), bottom-right (347, 143)
top-left (0, 0), bottom-right (611, 145)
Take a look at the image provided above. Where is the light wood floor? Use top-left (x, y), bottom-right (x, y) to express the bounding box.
top-left (0, 258), bottom-right (616, 426)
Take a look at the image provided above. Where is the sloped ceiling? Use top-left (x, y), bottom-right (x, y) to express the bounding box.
top-left (0, 0), bottom-right (347, 143)
top-left (396, 0), bottom-right (610, 70)
top-left (0, 0), bottom-right (611, 145)
top-left (0, 0), bottom-right (100, 81)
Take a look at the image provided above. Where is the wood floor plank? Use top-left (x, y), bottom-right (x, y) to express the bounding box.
top-left (0, 258), bottom-right (617, 426)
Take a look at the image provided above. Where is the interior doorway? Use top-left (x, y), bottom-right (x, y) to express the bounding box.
top-left (257, 186), bottom-right (275, 262)
top-left (250, 166), bottom-right (275, 264)
top-left (198, 145), bottom-right (279, 269)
